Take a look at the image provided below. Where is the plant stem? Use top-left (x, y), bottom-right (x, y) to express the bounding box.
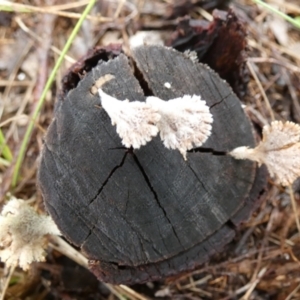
top-left (0, 129), bottom-right (13, 162)
top-left (12, 0), bottom-right (97, 186)
top-left (253, 0), bottom-right (300, 29)
top-left (0, 263), bottom-right (17, 300)
top-left (247, 61), bottom-right (275, 121)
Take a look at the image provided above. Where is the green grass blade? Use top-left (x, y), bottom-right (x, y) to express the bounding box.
top-left (0, 157), bottom-right (11, 167)
top-left (0, 4), bottom-right (30, 13)
top-left (12, 0), bottom-right (97, 186)
top-left (0, 129), bottom-right (13, 162)
top-left (253, 0), bottom-right (300, 29)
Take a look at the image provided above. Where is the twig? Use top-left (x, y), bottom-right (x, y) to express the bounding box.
top-left (0, 80), bottom-right (34, 87)
top-left (0, 115), bottom-right (28, 128)
top-left (32, 6), bottom-right (56, 110)
top-left (0, 1), bottom-right (111, 22)
top-left (240, 267), bottom-right (267, 300)
top-left (285, 281), bottom-right (300, 300)
top-left (6, 82), bottom-right (35, 151)
top-left (0, 263), bottom-right (17, 300)
top-left (239, 210), bottom-right (275, 300)
top-left (248, 57), bottom-right (300, 74)
top-left (0, 40), bottom-right (32, 121)
top-left (43, 0), bottom-right (90, 11)
top-left (234, 205), bottom-right (272, 254)
top-left (247, 61), bottom-right (275, 121)
top-left (50, 237), bottom-right (126, 299)
top-left (114, 0), bottom-right (126, 19)
top-left (253, 0), bottom-right (300, 29)
top-left (243, 105), bottom-right (268, 126)
top-left (179, 275), bottom-right (213, 290)
top-left (15, 17), bottom-right (76, 64)
top-left (269, 0), bottom-right (300, 14)
top-left (197, 7), bottom-right (213, 21)
top-left (50, 236), bottom-right (147, 300)
top-left (119, 284), bottom-right (149, 300)
top-left (49, 235), bottom-right (88, 268)
top-left (248, 38), bottom-right (300, 63)
top-left (288, 184), bottom-right (300, 235)
top-left (105, 284), bottom-right (128, 300)
top-left (281, 69), bottom-right (300, 123)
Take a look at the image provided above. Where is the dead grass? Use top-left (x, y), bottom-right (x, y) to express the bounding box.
top-left (1, 0), bottom-right (300, 299)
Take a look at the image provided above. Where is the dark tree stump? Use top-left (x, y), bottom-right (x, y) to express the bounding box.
top-left (38, 45), bottom-right (266, 284)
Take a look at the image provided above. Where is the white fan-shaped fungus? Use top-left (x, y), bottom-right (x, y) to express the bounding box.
top-left (99, 89), bottom-right (161, 149)
top-left (146, 95), bottom-right (213, 159)
top-left (0, 198), bottom-right (60, 270)
top-left (229, 121), bottom-right (300, 186)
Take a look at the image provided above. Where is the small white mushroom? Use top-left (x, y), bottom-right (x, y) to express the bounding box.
top-left (98, 89), bottom-right (161, 149)
top-left (146, 94), bottom-right (213, 160)
top-left (229, 121), bottom-right (300, 186)
top-left (0, 198), bottom-right (60, 270)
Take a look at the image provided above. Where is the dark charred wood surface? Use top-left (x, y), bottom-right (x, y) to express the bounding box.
top-left (38, 45), bottom-right (266, 284)
top-left (167, 10), bottom-right (248, 97)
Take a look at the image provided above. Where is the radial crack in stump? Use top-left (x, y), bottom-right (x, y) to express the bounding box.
top-left (38, 45), bottom-right (266, 284)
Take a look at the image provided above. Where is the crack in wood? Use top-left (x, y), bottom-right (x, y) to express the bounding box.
top-left (84, 224), bottom-right (96, 243)
top-left (108, 146), bottom-right (128, 150)
top-left (188, 147), bottom-right (227, 155)
top-left (131, 58), bottom-right (154, 97)
top-left (88, 151), bottom-right (128, 205)
top-left (209, 92), bottom-right (232, 109)
top-left (186, 163), bottom-right (209, 197)
top-left (131, 152), bottom-right (183, 248)
top-left (225, 219), bottom-right (238, 230)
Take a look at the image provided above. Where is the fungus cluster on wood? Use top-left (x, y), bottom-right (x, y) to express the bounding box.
top-left (98, 89), bottom-right (161, 150)
top-left (99, 79), bottom-right (300, 185)
top-left (99, 89), bottom-right (213, 160)
top-left (37, 45), bottom-right (268, 284)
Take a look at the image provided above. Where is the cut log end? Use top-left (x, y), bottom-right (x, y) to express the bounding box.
top-left (38, 45), bottom-right (266, 284)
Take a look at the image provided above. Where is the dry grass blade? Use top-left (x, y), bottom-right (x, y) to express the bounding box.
top-left (49, 236), bottom-right (147, 300)
top-left (248, 57), bottom-right (300, 74)
top-left (114, 0), bottom-right (126, 19)
top-left (49, 236), bottom-right (88, 268)
top-left (288, 185), bottom-right (300, 235)
top-left (253, 0), bottom-right (300, 29)
top-left (0, 41), bottom-right (32, 121)
top-left (247, 61), bottom-right (275, 121)
top-left (270, 0), bottom-right (300, 14)
top-left (119, 285), bottom-right (149, 300)
top-left (0, 1), bottom-right (112, 22)
top-left (42, 0), bottom-right (91, 11)
top-left (12, 0), bottom-right (97, 186)
top-left (15, 17), bottom-right (75, 63)
top-left (0, 115), bottom-right (28, 128)
top-left (285, 282), bottom-right (300, 300)
top-left (0, 263), bottom-right (17, 300)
